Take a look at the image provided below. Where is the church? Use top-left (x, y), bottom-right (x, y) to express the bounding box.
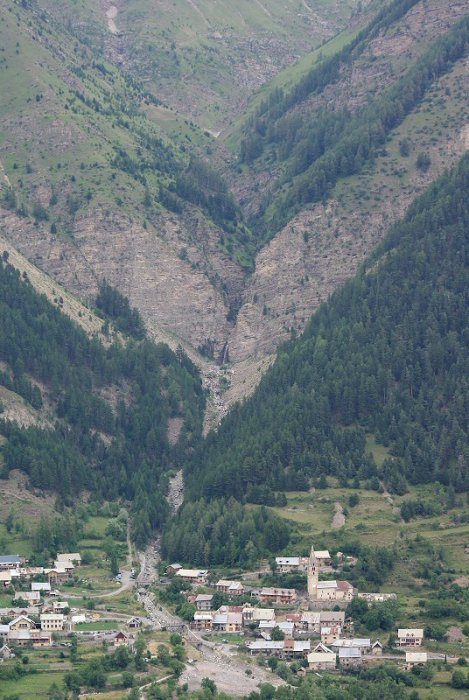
top-left (308, 546), bottom-right (355, 603)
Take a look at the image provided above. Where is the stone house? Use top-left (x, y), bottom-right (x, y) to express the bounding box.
top-left (331, 638), bottom-right (371, 655)
top-left (338, 647), bottom-right (362, 666)
top-left (191, 612), bottom-right (213, 631)
top-left (47, 568), bottom-right (71, 585)
top-left (195, 594), bottom-right (214, 611)
top-left (242, 606), bottom-right (275, 625)
top-left (307, 642), bottom-right (337, 670)
top-left (175, 569), bottom-right (208, 585)
top-left (14, 591), bottom-right (41, 605)
top-left (397, 629), bottom-right (424, 647)
top-left (114, 631), bottom-right (129, 647)
top-left (56, 553), bottom-right (81, 567)
top-left (167, 563), bottom-right (182, 575)
top-left (320, 625), bottom-right (341, 645)
top-left (275, 557), bottom-right (309, 573)
top-left (127, 617), bottom-right (142, 629)
top-left (258, 587), bottom-right (297, 605)
top-left (212, 612), bottom-right (242, 633)
top-left (404, 652), bottom-right (427, 670)
top-left (0, 555), bottom-right (23, 570)
top-left (31, 582), bottom-right (51, 593)
top-left (0, 643), bottom-right (14, 660)
top-left (215, 580), bottom-right (245, 596)
top-left (300, 611), bottom-right (321, 633)
top-left (314, 580), bottom-right (354, 602)
top-left (40, 614), bottom-right (65, 631)
top-left (8, 616), bottom-right (36, 632)
top-left (246, 639), bottom-right (310, 658)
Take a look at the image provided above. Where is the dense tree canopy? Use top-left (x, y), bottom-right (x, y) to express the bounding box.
top-left (0, 260), bottom-right (204, 544)
top-left (96, 281), bottom-right (146, 339)
top-left (161, 498), bottom-right (290, 566)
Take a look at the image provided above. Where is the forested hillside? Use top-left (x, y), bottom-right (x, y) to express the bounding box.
top-left (0, 0), bottom-right (251, 369)
top-left (185, 154), bottom-right (469, 503)
top-left (0, 258), bottom-right (205, 545)
top-left (161, 498), bottom-right (290, 567)
top-left (237, 10), bottom-right (469, 240)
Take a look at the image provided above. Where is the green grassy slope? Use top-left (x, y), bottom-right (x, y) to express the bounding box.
top-left (0, 0), bottom-right (249, 266)
top-left (37, 0), bottom-right (367, 130)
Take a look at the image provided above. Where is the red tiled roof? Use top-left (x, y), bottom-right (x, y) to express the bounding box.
top-left (336, 580), bottom-right (353, 591)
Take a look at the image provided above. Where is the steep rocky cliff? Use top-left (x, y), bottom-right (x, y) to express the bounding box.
top-left (220, 0), bottom-right (469, 406)
top-left (0, 0), bottom-right (468, 427)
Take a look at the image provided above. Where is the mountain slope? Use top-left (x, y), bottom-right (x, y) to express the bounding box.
top-left (185, 153), bottom-right (469, 503)
top-left (0, 0), bottom-right (247, 363)
top-left (0, 0), bottom-right (468, 423)
top-left (220, 0), bottom-right (469, 396)
top-left (37, 0), bottom-right (368, 130)
top-left (0, 256), bottom-right (205, 545)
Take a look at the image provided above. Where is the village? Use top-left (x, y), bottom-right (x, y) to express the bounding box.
top-left (0, 545), bottom-right (443, 680)
top-left (0, 552), bottom-right (139, 659)
top-left (168, 547), bottom-right (432, 674)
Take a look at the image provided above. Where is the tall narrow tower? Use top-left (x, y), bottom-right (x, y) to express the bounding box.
top-left (307, 545), bottom-right (318, 598)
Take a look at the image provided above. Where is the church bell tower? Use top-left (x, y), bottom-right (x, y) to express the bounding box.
top-left (308, 545), bottom-right (318, 598)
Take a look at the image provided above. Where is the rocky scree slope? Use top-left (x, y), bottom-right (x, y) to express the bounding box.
top-left (0, 0), bottom-right (245, 367)
top-left (218, 0), bottom-right (469, 405)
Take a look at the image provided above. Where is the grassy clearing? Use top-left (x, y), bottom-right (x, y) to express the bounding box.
top-left (271, 481), bottom-right (403, 548)
top-left (0, 671), bottom-right (66, 699)
top-left (365, 433), bottom-right (391, 466)
top-left (418, 671), bottom-right (469, 699)
top-left (75, 621), bottom-right (119, 631)
top-left (97, 592), bottom-right (146, 616)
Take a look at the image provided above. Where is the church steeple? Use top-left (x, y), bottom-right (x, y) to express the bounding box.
top-left (308, 545), bottom-right (318, 597)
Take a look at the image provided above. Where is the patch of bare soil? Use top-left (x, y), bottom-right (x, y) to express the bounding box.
top-left (453, 576), bottom-right (469, 588)
top-left (332, 502), bottom-right (345, 529)
top-left (0, 386), bottom-right (45, 429)
top-left (0, 470), bottom-right (56, 522)
top-left (167, 470), bottom-right (184, 514)
top-left (168, 417), bottom-right (183, 446)
top-left (181, 656), bottom-right (285, 696)
top-left (106, 5), bottom-right (119, 35)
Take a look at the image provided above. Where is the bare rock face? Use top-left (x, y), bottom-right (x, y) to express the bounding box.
top-left (228, 0), bottom-right (469, 219)
top-left (72, 207), bottom-right (235, 355)
top-left (228, 52), bottom-right (469, 369)
top-left (0, 204), bottom-right (236, 358)
top-left (1, 0), bottom-right (468, 428)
